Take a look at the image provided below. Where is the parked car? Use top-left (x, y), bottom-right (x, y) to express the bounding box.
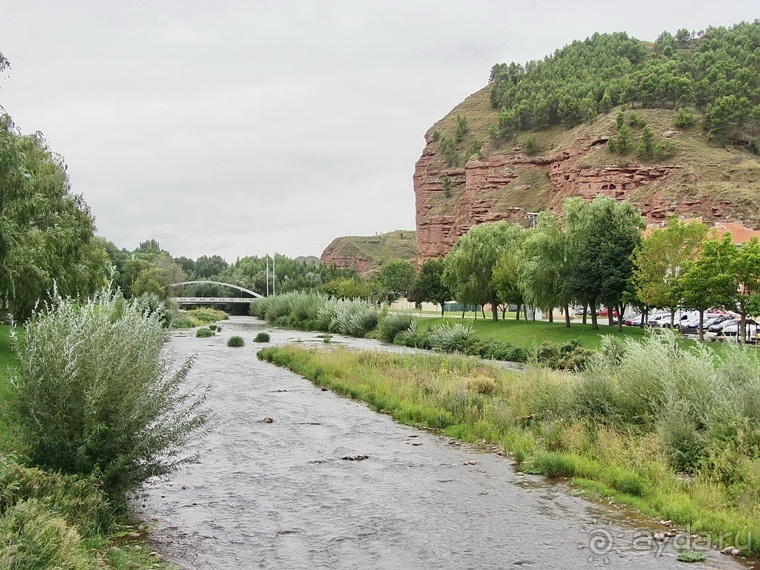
top-left (718, 319), bottom-right (758, 339)
top-left (708, 318), bottom-right (739, 334)
top-left (624, 314), bottom-right (643, 326)
top-left (680, 314), bottom-right (731, 335)
top-left (646, 312), bottom-right (671, 327)
top-left (672, 311), bottom-right (701, 329)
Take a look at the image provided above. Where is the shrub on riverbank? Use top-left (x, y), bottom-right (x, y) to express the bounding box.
top-left (0, 452), bottom-right (169, 567)
top-left (227, 336), bottom-right (245, 347)
top-left (258, 331), bottom-right (760, 554)
top-left (251, 291), bottom-right (327, 329)
top-left (251, 292), bottom-right (592, 370)
top-left (254, 332), bottom-right (270, 343)
top-left (171, 307), bottom-right (229, 329)
top-left (320, 297), bottom-right (379, 336)
top-left (11, 290), bottom-right (209, 502)
top-left (428, 322), bottom-right (473, 352)
top-left (196, 327), bottom-right (215, 338)
top-left (377, 313), bottom-right (414, 343)
top-left (252, 291), bottom-right (380, 338)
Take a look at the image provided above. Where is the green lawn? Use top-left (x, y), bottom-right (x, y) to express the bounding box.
top-left (415, 316), bottom-right (649, 350)
top-left (0, 325), bottom-right (19, 449)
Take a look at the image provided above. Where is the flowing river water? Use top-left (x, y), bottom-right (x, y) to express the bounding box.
top-left (136, 316), bottom-right (751, 569)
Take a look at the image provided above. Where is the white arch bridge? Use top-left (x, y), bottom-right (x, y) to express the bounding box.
top-left (171, 280), bottom-right (263, 305)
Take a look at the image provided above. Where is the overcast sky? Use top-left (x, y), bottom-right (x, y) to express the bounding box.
top-left (0, 1), bottom-right (756, 261)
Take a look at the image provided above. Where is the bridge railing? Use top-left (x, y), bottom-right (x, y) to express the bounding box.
top-left (173, 297), bottom-right (258, 305)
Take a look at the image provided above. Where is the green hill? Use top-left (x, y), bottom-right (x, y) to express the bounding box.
top-left (414, 22), bottom-right (760, 262)
top-left (320, 230), bottom-right (416, 277)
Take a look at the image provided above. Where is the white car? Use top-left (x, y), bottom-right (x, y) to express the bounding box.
top-left (646, 312), bottom-right (672, 327)
top-left (709, 318), bottom-right (739, 334)
top-left (680, 313), bottom-right (730, 334)
top-left (719, 319), bottom-right (758, 340)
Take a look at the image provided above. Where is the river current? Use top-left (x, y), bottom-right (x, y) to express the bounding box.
top-left (136, 316), bottom-right (749, 569)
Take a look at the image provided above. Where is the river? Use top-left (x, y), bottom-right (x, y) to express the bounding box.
top-left (136, 316), bottom-right (750, 569)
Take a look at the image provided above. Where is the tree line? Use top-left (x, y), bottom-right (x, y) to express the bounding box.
top-left (404, 196), bottom-right (760, 344)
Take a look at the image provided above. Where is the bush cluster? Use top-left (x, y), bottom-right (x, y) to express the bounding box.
top-left (171, 307), bottom-right (229, 329)
top-left (253, 292), bottom-right (592, 369)
top-left (534, 339), bottom-right (595, 371)
top-left (227, 336), bottom-right (245, 347)
top-left (392, 321), bottom-right (586, 369)
top-left (576, 331), bottom-right (760, 475)
top-left (196, 327), bottom-right (215, 338)
top-left (377, 313), bottom-right (415, 343)
top-left (251, 291), bottom-right (380, 338)
top-left (465, 338), bottom-right (529, 363)
top-left (254, 332), bottom-right (271, 343)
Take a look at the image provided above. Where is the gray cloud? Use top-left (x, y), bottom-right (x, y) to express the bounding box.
top-left (1, 0), bottom-right (756, 260)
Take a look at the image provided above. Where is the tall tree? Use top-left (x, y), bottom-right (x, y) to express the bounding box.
top-left (375, 259), bottom-right (416, 304)
top-left (518, 212), bottom-right (574, 326)
top-left (565, 196), bottom-right (645, 330)
top-left (678, 234), bottom-right (737, 340)
top-left (731, 238), bottom-right (760, 343)
top-left (193, 255), bottom-right (229, 280)
top-left (633, 218), bottom-right (708, 326)
top-left (0, 114), bottom-right (103, 320)
top-left (492, 227), bottom-right (529, 320)
top-left (411, 258), bottom-right (451, 316)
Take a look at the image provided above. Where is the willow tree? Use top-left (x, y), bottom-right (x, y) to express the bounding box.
top-left (0, 113), bottom-right (106, 320)
top-left (443, 221), bottom-right (524, 321)
top-left (492, 226), bottom-right (529, 320)
top-left (518, 212), bottom-right (574, 327)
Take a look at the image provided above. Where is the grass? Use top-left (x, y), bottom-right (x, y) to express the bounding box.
top-left (259, 343), bottom-right (760, 556)
top-left (414, 316), bottom-right (744, 356)
top-left (415, 316), bottom-right (648, 350)
top-left (0, 325), bottom-right (19, 450)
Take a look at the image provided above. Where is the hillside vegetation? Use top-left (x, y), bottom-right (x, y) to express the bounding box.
top-left (422, 22), bottom-right (760, 229)
top-left (320, 230), bottom-right (416, 277)
top-left (488, 22), bottom-right (759, 144)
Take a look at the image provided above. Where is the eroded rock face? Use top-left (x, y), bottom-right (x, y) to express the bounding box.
top-left (319, 239), bottom-right (376, 275)
top-left (319, 230), bottom-right (417, 276)
top-left (414, 135), bottom-right (731, 264)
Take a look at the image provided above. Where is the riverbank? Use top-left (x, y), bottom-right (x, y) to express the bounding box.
top-left (137, 316), bottom-right (748, 568)
top-left (258, 340), bottom-right (760, 561)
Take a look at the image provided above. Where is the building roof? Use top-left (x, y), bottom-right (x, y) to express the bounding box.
top-left (644, 218), bottom-right (760, 246)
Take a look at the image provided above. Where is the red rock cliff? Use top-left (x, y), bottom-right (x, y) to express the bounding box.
top-left (414, 91), bottom-right (759, 264)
